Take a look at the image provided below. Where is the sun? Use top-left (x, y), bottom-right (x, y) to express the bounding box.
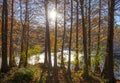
top-left (49, 10), bottom-right (57, 21)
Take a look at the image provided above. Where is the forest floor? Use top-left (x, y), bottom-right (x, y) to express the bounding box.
top-left (57, 69), bottom-right (101, 83)
top-left (0, 64), bottom-right (120, 83)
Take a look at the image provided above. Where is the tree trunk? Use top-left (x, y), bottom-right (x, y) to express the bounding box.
top-left (101, 0), bottom-right (115, 82)
top-left (75, 0), bottom-right (79, 71)
top-left (19, 0), bottom-right (29, 67)
top-left (61, 0), bottom-right (66, 68)
top-left (19, 0), bottom-right (26, 67)
top-left (44, 1), bottom-right (48, 66)
top-left (46, 2), bottom-right (52, 69)
top-left (80, 0), bottom-right (89, 77)
top-left (54, 0), bottom-right (59, 82)
top-left (68, 0), bottom-right (73, 74)
top-left (25, 0), bottom-right (29, 67)
top-left (9, 0), bottom-right (15, 68)
top-left (44, 30), bottom-right (48, 66)
top-left (44, 0), bottom-right (52, 82)
top-left (88, 0), bottom-right (91, 68)
top-left (95, 0), bottom-right (101, 73)
top-left (1, 0), bottom-right (9, 73)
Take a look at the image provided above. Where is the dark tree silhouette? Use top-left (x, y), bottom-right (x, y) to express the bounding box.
top-left (9, 0), bottom-right (15, 68)
top-left (1, 0), bottom-right (9, 73)
top-left (19, 0), bottom-right (29, 67)
top-left (75, 0), bottom-right (79, 71)
top-left (88, 0), bottom-right (91, 67)
top-left (80, 0), bottom-right (89, 77)
top-left (61, 0), bottom-right (66, 69)
top-left (19, 0), bottom-right (26, 67)
top-left (68, 0), bottom-right (73, 75)
top-left (102, 0), bottom-right (115, 82)
top-left (44, 0), bottom-right (52, 82)
top-left (53, 0), bottom-right (59, 82)
top-left (25, 0), bottom-right (29, 67)
top-left (95, 0), bottom-right (101, 73)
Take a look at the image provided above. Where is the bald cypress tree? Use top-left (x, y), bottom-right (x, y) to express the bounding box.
top-left (53, 0), bottom-right (59, 82)
top-left (80, 0), bottom-right (89, 77)
top-left (102, 0), bottom-right (115, 82)
top-left (95, 0), bottom-right (101, 73)
top-left (61, 0), bottom-right (66, 68)
top-left (1, 0), bottom-right (9, 73)
top-left (9, 0), bottom-right (16, 68)
top-left (44, 0), bottom-right (52, 82)
top-left (75, 0), bottom-right (79, 71)
top-left (19, 0), bottom-right (26, 67)
top-left (68, 0), bottom-right (73, 75)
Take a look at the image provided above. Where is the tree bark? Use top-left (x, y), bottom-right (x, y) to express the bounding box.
top-left (75, 0), bottom-right (79, 71)
top-left (80, 0), bottom-right (89, 77)
top-left (61, 0), bottom-right (66, 68)
top-left (1, 0), bottom-right (9, 73)
top-left (25, 0), bottom-right (29, 67)
top-left (9, 0), bottom-right (15, 68)
top-left (53, 0), bottom-right (59, 82)
top-left (95, 0), bottom-right (101, 73)
top-left (88, 0), bottom-right (91, 68)
top-left (19, 0), bottom-right (26, 67)
top-left (101, 0), bottom-right (115, 82)
top-left (44, 0), bottom-right (52, 82)
top-left (68, 0), bottom-right (73, 74)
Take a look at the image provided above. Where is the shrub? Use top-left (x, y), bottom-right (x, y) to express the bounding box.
top-left (11, 68), bottom-right (34, 83)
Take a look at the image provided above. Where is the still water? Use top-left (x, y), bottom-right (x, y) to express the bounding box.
top-left (0, 50), bottom-right (120, 80)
